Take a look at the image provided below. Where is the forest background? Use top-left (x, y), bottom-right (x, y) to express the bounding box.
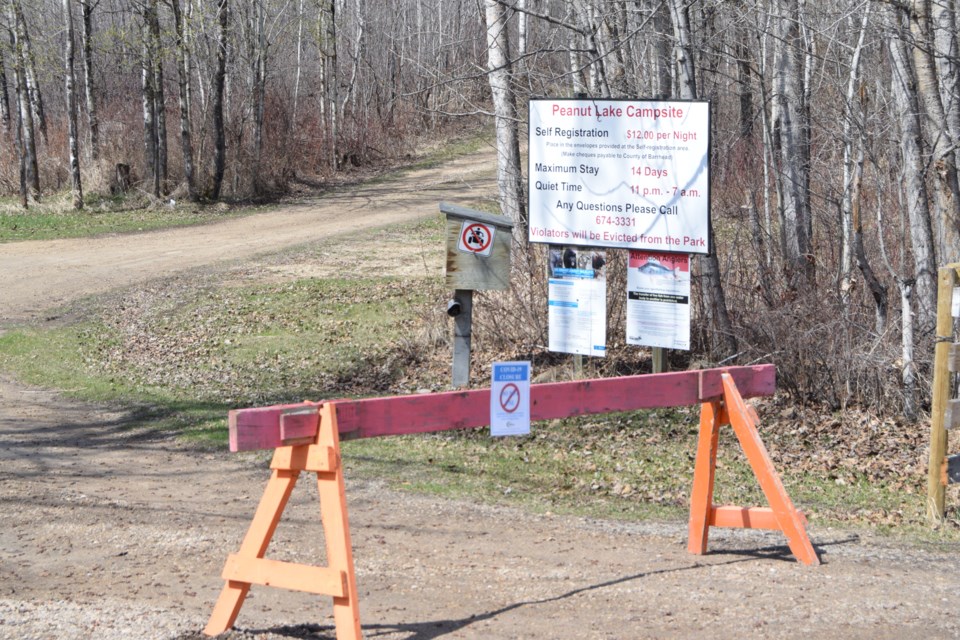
top-left (1, 0), bottom-right (958, 423)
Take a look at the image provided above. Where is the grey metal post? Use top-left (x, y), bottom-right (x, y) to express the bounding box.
top-left (653, 347), bottom-right (666, 374)
top-left (452, 289), bottom-right (473, 387)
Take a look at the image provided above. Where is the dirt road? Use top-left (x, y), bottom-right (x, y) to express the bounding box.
top-left (1, 149), bottom-right (960, 639)
top-left (0, 149), bottom-right (496, 325)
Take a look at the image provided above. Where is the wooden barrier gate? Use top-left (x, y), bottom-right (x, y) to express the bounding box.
top-left (205, 365), bottom-right (818, 638)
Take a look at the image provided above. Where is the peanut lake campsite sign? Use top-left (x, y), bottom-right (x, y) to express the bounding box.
top-left (528, 99), bottom-right (710, 254)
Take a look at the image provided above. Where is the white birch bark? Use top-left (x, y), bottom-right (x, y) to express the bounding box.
top-left (80, 0), bottom-right (100, 162)
top-left (8, 0), bottom-right (38, 201)
top-left (669, 0), bottom-right (737, 357)
top-left (172, 0), bottom-right (197, 201)
top-left (0, 35), bottom-right (10, 132)
top-left (840, 7), bottom-right (869, 303)
top-left (14, 3), bottom-right (46, 145)
top-left (63, 0), bottom-right (83, 209)
top-left (910, 0), bottom-right (960, 263)
top-left (293, 0), bottom-right (305, 129)
top-left (148, 1), bottom-right (167, 191)
top-left (889, 14), bottom-right (938, 332)
top-left (483, 0), bottom-right (525, 228)
top-left (773, 0), bottom-right (813, 286)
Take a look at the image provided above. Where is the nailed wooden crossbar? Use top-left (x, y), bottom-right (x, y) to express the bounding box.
top-left (229, 365), bottom-right (776, 451)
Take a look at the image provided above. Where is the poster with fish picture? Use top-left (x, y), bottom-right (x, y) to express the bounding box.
top-left (626, 250), bottom-right (690, 350)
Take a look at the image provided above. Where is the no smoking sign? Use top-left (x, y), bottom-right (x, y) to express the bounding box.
top-left (458, 220), bottom-right (495, 256)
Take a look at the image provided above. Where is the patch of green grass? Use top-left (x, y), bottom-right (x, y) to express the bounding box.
top-left (0, 274), bottom-right (438, 438)
top-left (338, 412), bottom-right (960, 543)
top-left (0, 192), bottom-right (263, 243)
top-left (405, 130), bottom-right (494, 171)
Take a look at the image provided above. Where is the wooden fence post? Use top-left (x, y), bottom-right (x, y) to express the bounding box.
top-left (927, 266), bottom-right (957, 523)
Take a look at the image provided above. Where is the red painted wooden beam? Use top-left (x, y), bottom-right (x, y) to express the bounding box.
top-left (229, 365), bottom-right (775, 452)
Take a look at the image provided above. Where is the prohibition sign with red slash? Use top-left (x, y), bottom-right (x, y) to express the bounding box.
top-left (459, 222), bottom-right (494, 255)
top-left (499, 383), bottom-right (521, 413)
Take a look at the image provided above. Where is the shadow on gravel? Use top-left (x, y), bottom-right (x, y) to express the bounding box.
top-left (177, 552), bottom-right (819, 640)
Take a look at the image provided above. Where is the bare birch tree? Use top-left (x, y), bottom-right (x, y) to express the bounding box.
top-left (0, 36), bottom-right (10, 132)
top-left (773, 0), bottom-right (813, 287)
top-left (909, 0), bottom-right (960, 263)
top-left (171, 0), bottom-right (197, 201)
top-left (63, 0), bottom-right (83, 209)
top-left (670, 0), bottom-right (737, 358)
top-left (148, 0), bottom-right (167, 191)
top-left (79, 0), bottom-right (99, 162)
top-left (141, 6), bottom-right (159, 198)
top-left (13, 2), bottom-right (45, 145)
top-left (211, 0), bottom-right (228, 201)
top-left (889, 5), bottom-right (938, 333)
top-left (6, 0), bottom-right (38, 202)
top-left (839, 6), bottom-right (870, 304)
top-left (484, 0), bottom-right (525, 229)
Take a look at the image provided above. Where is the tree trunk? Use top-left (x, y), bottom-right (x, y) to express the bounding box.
top-left (874, 158), bottom-right (917, 419)
top-left (292, 0), bottom-right (305, 129)
top-left (567, 28), bottom-right (586, 95)
top-left (910, 0), bottom-right (960, 263)
top-left (653, 0), bottom-right (672, 98)
top-left (14, 2), bottom-right (46, 145)
top-left (840, 7), bottom-right (869, 304)
top-left (773, 0), bottom-right (813, 287)
top-left (889, 11), bottom-right (938, 333)
top-left (322, 0), bottom-right (338, 171)
top-left (80, 0), bottom-right (100, 162)
top-left (0, 39), bottom-right (10, 132)
top-left (7, 0), bottom-right (39, 202)
top-left (63, 0), bottom-right (83, 210)
top-left (899, 280), bottom-right (917, 419)
top-left (669, 0), bottom-right (737, 358)
top-left (148, 1), bottom-right (167, 192)
top-left (931, 0), bottom-right (960, 181)
top-left (483, 0), bottom-right (526, 230)
top-left (171, 0), bottom-right (197, 201)
top-left (211, 0), bottom-right (228, 200)
top-left (141, 24), bottom-right (159, 198)
top-left (251, 0), bottom-right (268, 194)
top-left (853, 156), bottom-right (888, 334)
top-left (734, 34), bottom-right (753, 138)
top-left (7, 27), bottom-right (27, 207)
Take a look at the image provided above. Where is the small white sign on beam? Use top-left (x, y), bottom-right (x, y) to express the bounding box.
top-left (490, 361), bottom-right (531, 437)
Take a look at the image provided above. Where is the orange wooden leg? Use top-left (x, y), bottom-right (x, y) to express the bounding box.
top-left (205, 467), bottom-right (300, 635)
top-left (316, 403), bottom-right (363, 640)
top-left (720, 374), bottom-right (819, 566)
top-left (688, 400), bottom-right (722, 554)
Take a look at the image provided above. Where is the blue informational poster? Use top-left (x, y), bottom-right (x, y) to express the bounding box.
top-left (490, 361), bottom-right (531, 437)
top-left (547, 246), bottom-right (607, 357)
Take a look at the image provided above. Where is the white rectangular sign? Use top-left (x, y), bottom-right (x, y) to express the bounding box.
top-left (626, 250), bottom-right (691, 350)
top-left (490, 361), bottom-right (531, 437)
top-left (548, 247), bottom-right (607, 357)
top-left (528, 99), bottom-right (710, 254)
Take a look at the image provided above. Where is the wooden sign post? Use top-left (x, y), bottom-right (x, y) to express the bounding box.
top-left (441, 202), bottom-right (514, 387)
top-left (928, 264), bottom-right (960, 523)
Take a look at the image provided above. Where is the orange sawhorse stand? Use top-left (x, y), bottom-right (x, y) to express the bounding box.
top-left (687, 373), bottom-right (819, 565)
top-left (204, 402), bottom-right (362, 639)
